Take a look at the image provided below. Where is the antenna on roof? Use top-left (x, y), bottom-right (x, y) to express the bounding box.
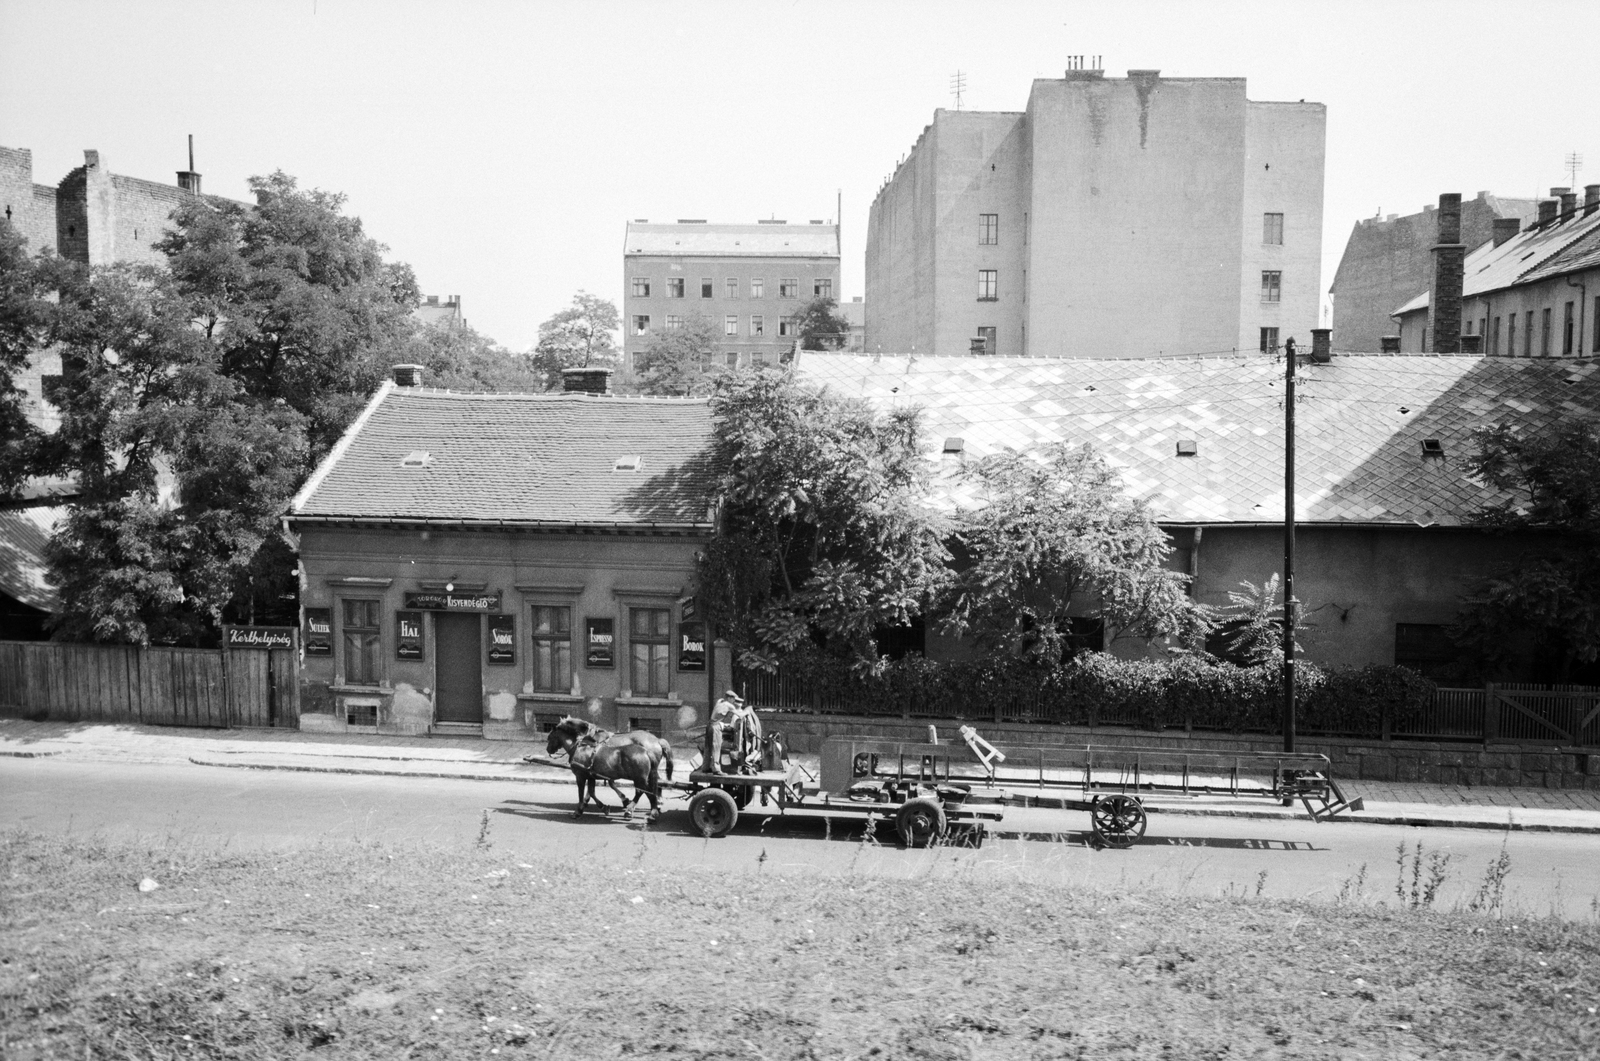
top-left (1567, 151), bottom-right (1584, 188)
top-left (950, 70), bottom-right (966, 110)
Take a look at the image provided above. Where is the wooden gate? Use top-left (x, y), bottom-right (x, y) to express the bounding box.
top-left (1484, 683), bottom-right (1600, 746)
top-left (223, 644), bottom-right (301, 728)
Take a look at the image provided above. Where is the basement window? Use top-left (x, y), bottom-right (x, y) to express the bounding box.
top-left (1175, 440), bottom-right (1198, 457)
top-left (614, 455), bottom-right (642, 472)
top-left (1420, 439), bottom-right (1445, 457)
top-left (399, 451), bottom-right (431, 468)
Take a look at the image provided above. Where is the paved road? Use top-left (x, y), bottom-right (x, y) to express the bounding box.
top-left (5, 758), bottom-right (1596, 917)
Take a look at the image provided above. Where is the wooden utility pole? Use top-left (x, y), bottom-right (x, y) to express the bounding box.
top-left (1282, 336), bottom-right (1297, 753)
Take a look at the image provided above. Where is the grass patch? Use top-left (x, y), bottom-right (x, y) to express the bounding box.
top-left (2, 829), bottom-right (1597, 1059)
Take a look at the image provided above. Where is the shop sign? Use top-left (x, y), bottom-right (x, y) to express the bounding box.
top-left (680, 594), bottom-right (698, 621)
top-left (224, 625), bottom-right (295, 651)
top-left (396, 611), bottom-right (424, 661)
top-left (403, 590), bottom-right (501, 612)
top-left (487, 614), bottom-right (516, 666)
top-left (303, 608), bottom-right (333, 657)
top-left (678, 620), bottom-right (706, 672)
top-left (585, 617), bottom-right (614, 668)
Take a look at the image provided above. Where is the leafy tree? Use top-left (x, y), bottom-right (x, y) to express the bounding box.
top-left (0, 221), bottom-right (52, 497)
top-left (1216, 574), bottom-right (1307, 665)
top-left (635, 312), bottom-right (724, 397)
top-left (529, 291), bottom-right (620, 390)
top-left (1452, 419), bottom-right (1600, 678)
top-left (405, 320), bottom-right (544, 392)
top-left (698, 372), bottom-right (951, 672)
top-left (941, 443), bottom-right (1211, 662)
top-left (791, 296), bottom-right (852, 352)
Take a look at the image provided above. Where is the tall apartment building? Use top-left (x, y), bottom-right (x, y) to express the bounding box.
top-left (622, 220), bottom-right (841, 372)
top-left (864, 68), bottom-right (1325, 358)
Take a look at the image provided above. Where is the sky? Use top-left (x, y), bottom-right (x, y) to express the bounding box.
top-left (3, 0), bottom-right (1598, 352)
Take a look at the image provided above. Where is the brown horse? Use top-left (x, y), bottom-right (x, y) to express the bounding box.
top-left (545, 718), bottom-right (675, 821)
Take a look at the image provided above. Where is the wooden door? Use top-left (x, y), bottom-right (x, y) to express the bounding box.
top-left (434, 613), bottom-right (483, 723)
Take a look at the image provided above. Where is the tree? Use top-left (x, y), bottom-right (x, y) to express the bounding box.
top-left (941, 443), bottom-right (1212, 662)
top-left (405, 320), bottom-right (544, 392)
top-left (529, 291), bottom-right (620, 390)
top-left (0, 221), bottom-right (51, 497)
top-left (1216, 574), bottom-right (1307, 665)
top-left (698, 372), bottom-right (951, 672)
top-left (635, 312), bottom-right (723, 397)
top-left (1452, 419), bottom-right (1600, 678)
top-left (791, 296), bottom-right (852, 352)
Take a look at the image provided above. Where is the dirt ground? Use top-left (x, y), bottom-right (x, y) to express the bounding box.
top-left (2, 827), bottom-right (1597, 1060)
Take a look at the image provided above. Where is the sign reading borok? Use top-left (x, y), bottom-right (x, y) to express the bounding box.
top-left (403, 590), bottom-right (502, 612)
top-left (225, 625), bottom-right (296, 650)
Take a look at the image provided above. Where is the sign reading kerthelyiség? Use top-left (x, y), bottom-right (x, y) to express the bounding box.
top-left (225, 625), bottom-right (296, 651)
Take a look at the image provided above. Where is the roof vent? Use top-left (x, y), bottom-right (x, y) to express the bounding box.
top-left (614, 455), bottom-right (641, 472)
top-left (942, 437), bottom-right (965, 455)
top-left (400, 450), bottom-right (431, 468)
top-left (1175, 440), bottom-right (1198, 457)
top-left (1420, 438), bottom-right (1445, 457)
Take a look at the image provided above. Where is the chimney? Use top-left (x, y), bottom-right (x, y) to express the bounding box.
top-left (1429, 193), bottom-right (1465, 354)
top-left (1380, 335), bottom-right (1402, 353)
top-left (1586, 185), bottom-right (1600, 216)
top-left (1460, 334), bottom-right (1483, 353)
top-left (969, 336), bottom-right (987, 355)
top-left (561, 367), bottom-right (613, 395)
top-left (1560, 191), bottom-right (1578, 220)
top-left (175, 134), bottom-right (202, 195)
top-left (1538, 199), bottom-right (1558, 225)
top-left (1309, 328), bottom-right (1331, 363)
top-left (1492, 217), bottom-right (1521, 246)
top-left (392, 364), bottom-right (424, 387)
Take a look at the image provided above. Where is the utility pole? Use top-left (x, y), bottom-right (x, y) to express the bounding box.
top-left (1282, 336), bottom-right (1298, 753)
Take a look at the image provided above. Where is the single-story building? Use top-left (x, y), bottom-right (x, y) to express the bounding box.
top-left (286, 368), bottom-right (720, 742)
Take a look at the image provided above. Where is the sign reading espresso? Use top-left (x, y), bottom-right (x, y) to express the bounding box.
top-left (585, 617), bottom-right (614, 668)
top-left (403, 590), bottom-right (502, 612)
top-left (224, 625), bottom-right (295, 651)
top-left (303, 609), bottom-right (333, 657)
top-left (487, 614), bottom-right (516, 666)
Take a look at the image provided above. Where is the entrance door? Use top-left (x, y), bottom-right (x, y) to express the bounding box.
top-left (434, 613), bottom-right (483, 723)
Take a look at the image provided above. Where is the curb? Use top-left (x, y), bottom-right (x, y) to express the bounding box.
top-left (0, 749), bottom-right (63, 758)
top-left (186, 757), bottom-right (571, 784)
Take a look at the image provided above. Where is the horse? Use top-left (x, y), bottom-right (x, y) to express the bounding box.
top-left (545, 718), bottom-right (675, 822)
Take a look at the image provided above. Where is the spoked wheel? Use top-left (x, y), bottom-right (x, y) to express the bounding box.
top-left (688, 788), bottom-right (739, 838)
top-left (895, 796), bottom-right (948, 848)
top-left (1090, 794), bottom-right (1147, 849)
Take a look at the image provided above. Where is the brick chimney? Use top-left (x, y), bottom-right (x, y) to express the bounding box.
top-left (1492, 217), bottom-right (1520, 246)
top-left (176, 134), bottom-right (201, 195)
top-left (1380, 335), bottom-right (1402, 353)
top-left (1460, 334), bottom-right (1483, 353)
top-left (561, 367), bottom-right (613, 395)
top-left (1429, 193), bottom-right (1465, 354)
top-left (1586, 185), bottom-right (1600, 216)
top-left (1538, 199), bottom-right (1558, 225)
top-left (392, 364), bottom-right (424, 387)
top-left (1560, 191), bottom-right (1578, 220)
top-left (1310, 328), bottom-right (1331, 363)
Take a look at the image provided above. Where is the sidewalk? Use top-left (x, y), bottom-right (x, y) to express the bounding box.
top-left (5, 718), bottom-right (1600, 834)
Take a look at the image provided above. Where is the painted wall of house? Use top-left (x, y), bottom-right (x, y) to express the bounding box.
top-left (296, 525), bottom-right (715, 745)
top-left (865, 115), bottom-right (950, 358)
top-left (1239, 101), bottom-right (1326, 353)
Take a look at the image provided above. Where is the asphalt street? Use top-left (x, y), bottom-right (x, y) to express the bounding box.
top-left (4, 757), bottom-right (1596, 917)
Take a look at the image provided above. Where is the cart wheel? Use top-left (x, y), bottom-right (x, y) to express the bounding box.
top-left (1090, 794), bottom-right (1146, 849)
top-left (895, 797), bottom-right (947, 848)
top-left (688, 788), bottom-right (739, 838)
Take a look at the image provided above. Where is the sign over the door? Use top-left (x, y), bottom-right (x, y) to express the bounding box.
top-left (403, 590), bottom-right (501, 612)
top-left (224, 625), bottom-right (295, 651)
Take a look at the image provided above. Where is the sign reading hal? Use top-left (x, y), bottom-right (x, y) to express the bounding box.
top-left (224, 625), bottom-right (295, 651)
top-left (403, 590), bottom-right (502, 612)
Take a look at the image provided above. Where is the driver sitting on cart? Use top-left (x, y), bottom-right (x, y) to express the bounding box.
top-left (705, 689), bottom-right (762, 775)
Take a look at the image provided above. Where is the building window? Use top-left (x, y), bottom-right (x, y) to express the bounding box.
top-left (779, 279), bottom-right (798, 299)
top-left (700, 278), bottom-right (713, 299)
top-left (1564, 301), bottom-right (1575, 354)
top-left (629, 607), bottom-right (670, 697)
top-left (751, 315), bottom-right (764, 336)
top-left (1594, 297), bottom-right (1600, 352)
top-left (977, 270), bottom-right (998, 301)
top-left (979, 213), bottom-right (998, 245)
top-left (341, 599), bottom-right (381, 686)
top-left (778, 316), bottom-right (798, 337)
top-left (725, 278), bottom-right (738, 299)
top-left (632, 314), bottom-right (650, 335)
top-left (1541, 307), bottom-right (1551, 356)
top-left (725, 351), bottom-right (739, 368)
top-left (1524, 311), bottom-right (1533, 356)
top-left (1508, 313), bottom-right (1517, 357)
top-left (665, 314), bottom-right (683, 329)
top-left (666, 277), bottom-right (684, 298)
top-left (724, 315), bottom-right (738, 337)
top-left (977, 326), bottom-right (996, 355)
top-left (1394, 623), bottom-right (1458, 679)
top-left (1491, 316), bottom-right (1501, 356)
top-left (1260, 327), bottom-right (1279, 354)
top-left (530, 606), bottom-right (572, 694)
top-left (1261, 271), bottom-right (1281, 303)
top-left (814, 278), bottom-right (832, 298)
top-left (751, 278), bottom-right (764, 299)
top-left (631, 277), bottom-right (650, 298)
top-left (1263, 213), bottom-right (1284, 245)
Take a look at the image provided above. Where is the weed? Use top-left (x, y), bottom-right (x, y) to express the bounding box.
top-left (1394, 839), bottom-right (1453, 909)
top-left (476, 810), bottom-right (492, 849)
top-left (1337, 863), bottom-right (1369, 906)
top-left (1467, 842), bottom-right (1512, 918)
top-left (1254, 870), bottom-right (1268, 898)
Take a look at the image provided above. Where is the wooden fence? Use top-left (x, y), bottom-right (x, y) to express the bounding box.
top-left (0, 639), bottom-right (299, 729)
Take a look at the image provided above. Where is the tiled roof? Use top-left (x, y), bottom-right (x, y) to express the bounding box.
top-left (1519, 224), bottom-right (1600, 285)
top-left (624, 222), bottom-right (838, 259)
top-left (795, 352), bottom-right (1600, 526)
top-left (1394, 208), bottom-right (1600, 316)
top-left (0, 505), bottom-right (64, 611)
top-left (292, 386), bottom-right (717, 528)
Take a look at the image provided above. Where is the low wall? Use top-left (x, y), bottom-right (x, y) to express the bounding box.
top-left (758, 713), bottom-right (1600, 791)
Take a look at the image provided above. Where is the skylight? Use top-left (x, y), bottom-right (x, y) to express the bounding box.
top-left (400, 451), bottom-right (430, 468)
top-left (1420, 439), bottom-right (1445, 456)
top-left (942, 437), bottom-right (965, 455)
top-left (1175, 440), bottom-right (1198, 457)
top-left (614, 455), bottom-right (642, 472)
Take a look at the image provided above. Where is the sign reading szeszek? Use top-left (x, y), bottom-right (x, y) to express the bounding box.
top-left (224, 625), bottom-right (296, 651)
top-left (403, 590), bottom-right (502, 612)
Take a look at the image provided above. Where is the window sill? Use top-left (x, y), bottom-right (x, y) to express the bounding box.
top-left (516, 692), bottom-right (585, 703)
top-left (615, 696), bottom-right (682, 707)
top-left (977, 297), bottom-right (998, 303)
top-left (331, 684), bottom-right (393, 695)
